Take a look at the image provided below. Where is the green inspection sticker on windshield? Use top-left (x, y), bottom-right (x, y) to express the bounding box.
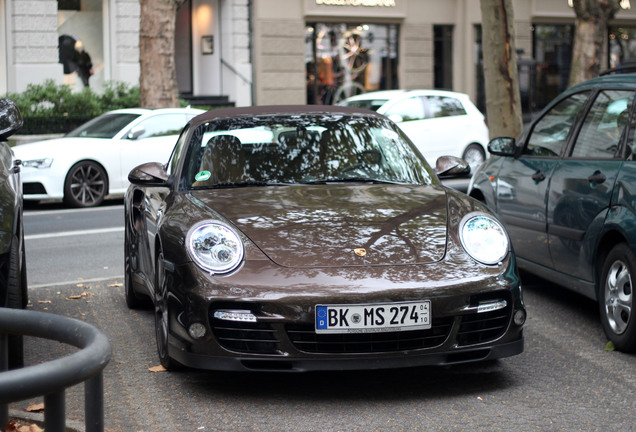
top-left (195, 171), bottom-right (211, 181)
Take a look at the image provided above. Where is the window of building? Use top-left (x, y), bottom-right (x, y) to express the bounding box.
top-left (434, 25), bottom-right (453, 90)
top-left (609, 26), bottom-right (636, 68)
top-left (532, 24), bottom-right (574, 110)
top-left (475, 24), bottom-right (573, 117)
top-left (305, 23), bottom-right (399, 105)
top-left (58, 0), bottom-right (80, 10)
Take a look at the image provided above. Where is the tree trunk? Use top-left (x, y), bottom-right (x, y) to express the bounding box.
top-left (139, 0), bottom-right (186, 108)
top-left (479, 0), bottom-right (523, 139)
top-left (568, 0), bottom-right (621, 86)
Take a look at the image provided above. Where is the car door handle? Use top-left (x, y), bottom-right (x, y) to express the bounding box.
top-left (588, 170), bottom-right (607, 185)
top-left (531, 170), bottom-right (546, 183)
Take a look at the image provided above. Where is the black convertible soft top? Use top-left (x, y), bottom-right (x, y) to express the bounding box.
top-left (190, 104), bottom-right (384, 125)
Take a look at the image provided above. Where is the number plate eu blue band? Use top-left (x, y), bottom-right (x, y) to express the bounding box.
top-left (315, 301), bottom-right (431, 334)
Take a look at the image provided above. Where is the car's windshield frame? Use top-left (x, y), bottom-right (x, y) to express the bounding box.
top-left (177, 113), bottom-right (436, 191)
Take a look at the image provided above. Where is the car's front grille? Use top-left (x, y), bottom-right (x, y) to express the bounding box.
top-left (457, 294), bottom-right (512, 346)
top-left (210, 319), bottom-right (280, 354)
top-left (23, 182), bottom-right (46, 195)
top-left (286, 317), bottom-right (453, 354)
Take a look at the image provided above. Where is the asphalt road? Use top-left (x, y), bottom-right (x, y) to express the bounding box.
top-left (14, 197), bottom-right (636, 431)
top-left (23, 199), bottom-right (124, 287)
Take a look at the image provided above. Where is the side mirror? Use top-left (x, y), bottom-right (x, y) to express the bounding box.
top-left (128, 162), bottom-right (171, 186)
top-left (435, 155), bottom-right (471, 179)
top-left (127, 125), bottom-right (146, 140)
top-left (488, 137), bottom-right (517, 156)
top-left (0, 99), bottom-right (23, 140)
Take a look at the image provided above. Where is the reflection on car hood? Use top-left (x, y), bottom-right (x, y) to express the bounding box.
top-left (191, 184), bottom-right (448, 268)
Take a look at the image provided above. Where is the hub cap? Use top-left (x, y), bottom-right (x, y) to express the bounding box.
top-left (604, 260), bottom-right (633, 335)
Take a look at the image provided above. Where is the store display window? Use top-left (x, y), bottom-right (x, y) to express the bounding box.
top-left (305, 23), bottom-right (399, 105)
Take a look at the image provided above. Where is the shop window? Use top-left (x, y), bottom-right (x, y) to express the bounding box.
top-left (305, 23), bottom-right (399, 105)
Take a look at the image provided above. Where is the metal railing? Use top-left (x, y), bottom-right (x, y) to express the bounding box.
top-left (0, 308), bottom-right (111, 432)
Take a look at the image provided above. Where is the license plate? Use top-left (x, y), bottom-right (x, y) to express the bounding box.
top-left (315, 301), bottom-right (431, 334)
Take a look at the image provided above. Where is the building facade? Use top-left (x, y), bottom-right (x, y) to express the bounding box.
top-left (2, 0), bottom-right (636, 115)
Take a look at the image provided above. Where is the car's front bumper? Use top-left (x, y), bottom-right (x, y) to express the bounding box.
top-left (158, 256), bottom-right (526, 372)
top-left (168, 337), bottom-right (524, 372)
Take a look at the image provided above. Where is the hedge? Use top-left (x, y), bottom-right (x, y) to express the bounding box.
top-left (4, 80), bottom-right (140, 135)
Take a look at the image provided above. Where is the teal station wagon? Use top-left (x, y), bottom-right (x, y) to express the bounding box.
top-left (468, 70), bottom-right (636, 352)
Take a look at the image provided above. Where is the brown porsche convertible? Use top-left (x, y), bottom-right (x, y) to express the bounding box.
top-left (124, 105), bottom-right (525, 372)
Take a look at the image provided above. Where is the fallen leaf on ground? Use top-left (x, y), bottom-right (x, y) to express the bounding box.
top-left (66, 292), bottom-right (95, 300)
top-left (108, 283), bottom-right (123, 287)
top-left (37, 300), bottom-right (51, 304)
top-left (5, 422), bottom-right (44, 432)
top-left (25, 403), bottom-right (44, 413)
top-left (148, 365), bottom-right (167, 372)
top-left (605, 341), bottom-right (615, 351)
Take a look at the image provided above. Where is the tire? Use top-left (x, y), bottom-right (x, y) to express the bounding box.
top-left (599, 243), bottom-right (636, 352)
top-left (6, 237), bottom-right (24, 369)
top-left (64, 161), bottom-right (108, 208)
top-left (462, 144), bottom-right (486, 172)
top-left (154, 251), bottom-right (181, 370)
top-left (124, 223), bottom-right (149, 309)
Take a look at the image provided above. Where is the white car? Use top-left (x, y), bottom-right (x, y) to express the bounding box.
top-left (339, 89), bottom-right (490, 170)
top-left (14, 107), bottom-right (204, 207)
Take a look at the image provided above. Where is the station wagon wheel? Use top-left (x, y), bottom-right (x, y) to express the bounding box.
top-left (599, 243), bottom-right (636, 352)
top-left (462, 144), bottom-right (486, 171)
top-left (154, 251), bottom-right (181, 370)
top-left (64, 161), bottom-right (108, 208)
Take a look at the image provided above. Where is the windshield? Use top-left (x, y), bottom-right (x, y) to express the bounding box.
top-left (339, 99), bottom-right (388, 112)
top-left (181, 113), bottom-right (435, 189)
top-left (66, 113), bottom-right (140, 138)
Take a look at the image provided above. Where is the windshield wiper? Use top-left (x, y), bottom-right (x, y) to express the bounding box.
top-left (300, 177), bottom-right (408, 185)
top-left (207, 181), bottom-right (295, 188)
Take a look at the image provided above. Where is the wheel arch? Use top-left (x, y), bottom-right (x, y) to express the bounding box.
top-left (64, 158), bottom-right (111, 192)
top-left (464, 141), bottom-right (487, 154)
top-left (595, 228), bottom-right (632, 301)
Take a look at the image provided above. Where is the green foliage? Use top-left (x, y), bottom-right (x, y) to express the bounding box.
top-left (4, 79), bottom-right (141, 134)
top-left (99, 81), bottom-right (141, 110)
top-left (5, 79), bottom-right (140, 117)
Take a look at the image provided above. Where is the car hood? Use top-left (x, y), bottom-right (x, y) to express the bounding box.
top-left (190, 184), bottom-right (449, 268)
top-left (12, 137), bottom-right (101, 159)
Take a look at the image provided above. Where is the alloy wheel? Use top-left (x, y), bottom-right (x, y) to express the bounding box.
top-left (603, 259), bottom-right (633, 335)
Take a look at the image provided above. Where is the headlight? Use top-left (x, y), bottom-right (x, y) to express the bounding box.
top-left (459, 214), bottom-right (509, 265)
top-left (21, 158), bottom-right (53, 169)
top-left (187, 222), bottom-right (244, 274)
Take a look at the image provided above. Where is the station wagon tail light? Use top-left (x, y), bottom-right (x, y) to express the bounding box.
top-left (187, 222), bottom-right (244, 274)
top-left (459, 214), bottom-right (509, 265)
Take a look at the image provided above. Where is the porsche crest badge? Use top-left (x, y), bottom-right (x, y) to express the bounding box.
top-left (354, 248), bottom-right (367, 257)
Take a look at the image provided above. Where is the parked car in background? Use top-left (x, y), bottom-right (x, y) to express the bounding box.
top-left (468, 71), bottom-right (636, 352)
top-left (124, 105), bottom-right (525, 372)
top-left (338, 89), bottom-right (490, 170)
top-left (0, 98), bottom-right (27, 368)
top-left (13, 107), bottom-right (204, 207)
